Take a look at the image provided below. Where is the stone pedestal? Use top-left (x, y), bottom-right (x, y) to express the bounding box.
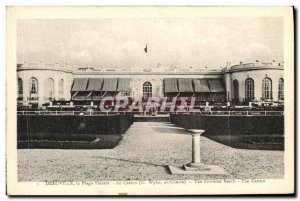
top-left (168, 129), bottom-right (227, 175)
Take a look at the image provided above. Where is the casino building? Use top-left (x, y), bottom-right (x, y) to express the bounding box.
top-left (17, 61), bottom-right (284, 108)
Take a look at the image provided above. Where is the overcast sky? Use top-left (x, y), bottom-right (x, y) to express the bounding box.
top-left (17, 17), bottom-right (283, 70)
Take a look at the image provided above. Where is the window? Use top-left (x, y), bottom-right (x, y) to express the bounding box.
top-left (18, 78), bottom-right (23, 96)
top-left (143, 81), bottom-right (152, 98)
top-left (59, 79), bottom-right (64, 98)
top-left (278, 78), bottom-right (284, 100)
top-left (233, 79), bottom-right (239, 101)
top-left (45, 78), bottom-right (55, 101)
top-left (245, 78), bottom-right (255, 100)
top-left (262, 77), bottom-right (272, 99)
top-left (30, 78), bottom-right (38, 94)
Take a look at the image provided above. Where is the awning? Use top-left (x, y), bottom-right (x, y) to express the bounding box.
top-left (102, 78), bottom-right (118, 91)
top-left (193, 79), bottom-right (210, 93)
top-left (164, 78), bottom-right (178, 93)
top-left (117, 78), bottom-right (131, 91)
top-left (178, 78), bottom-right (194, 93)
top-left (208, 79), bottom-right (225, 92)
top-left (86, 78), bottom-right (103, 91)
top-left (71, 78), bottom-right (88, 92)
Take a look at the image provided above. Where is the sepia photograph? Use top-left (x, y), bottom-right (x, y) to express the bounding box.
top-left (6, 6), bottom-right (294, 195)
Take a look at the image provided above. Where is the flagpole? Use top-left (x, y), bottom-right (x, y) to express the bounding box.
top-left (147, 48), bottom-right (149, 69)
top-left (147, 44), bottom-right (149, 69)
top-left (144, 43), bottom-right (149, 69)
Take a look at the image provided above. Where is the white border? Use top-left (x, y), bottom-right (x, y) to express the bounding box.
top-left (1, 1), bottom-right (297, 199)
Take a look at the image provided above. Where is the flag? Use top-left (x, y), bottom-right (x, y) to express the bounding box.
top-left (144, 44), bottom-right (147, 53)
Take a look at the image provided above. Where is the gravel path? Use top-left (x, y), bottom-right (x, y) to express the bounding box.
top-left (18, 122), bottom-right (284, 181)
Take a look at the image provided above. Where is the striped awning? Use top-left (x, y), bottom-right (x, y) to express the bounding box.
top-left (86, 78), bottom-right (103, 91)
top-left (71, 78), bottom-right (88, 92)
top-left (117, 78), bottom-right (131, 91)
top-left (193, 79), bottom-right (210, 93)
top-left (178, 78), bottom-right (194, 93)
top-left (164, 78), bottom-right (178, 93)
top-left (208, 79), bottom-right (225, 92)
top-left (102, 78), bottom-right (118, 91)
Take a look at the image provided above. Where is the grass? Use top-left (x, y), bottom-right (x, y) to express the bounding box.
top-left (18, 134), bottom-right (122, 149)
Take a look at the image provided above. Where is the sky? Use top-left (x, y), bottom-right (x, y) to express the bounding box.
top-left (17, 17), bottom-right (283, 70)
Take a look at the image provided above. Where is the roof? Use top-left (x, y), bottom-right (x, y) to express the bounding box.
top-left (164, 78), bottom-right (178, 93)
top-left (193, 79), bottom-right (210, 93)
top-left (102, 78), bottom-right (118, 91)
top-left (71, 78), bottom-right (88, 91)
top-left (208, 79), bottom-right (225, 92)
top-left (86, 78), bottom-right (103, 91)
top-left (178, 78), bottom-right (194, 93)
top-left (117, 78), bottom-right (131, 91)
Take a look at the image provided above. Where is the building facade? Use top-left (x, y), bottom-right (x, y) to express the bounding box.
top-left (223, 62), bottom-right (284, 103)
top-left (17, 61), bottom-right (284, 107)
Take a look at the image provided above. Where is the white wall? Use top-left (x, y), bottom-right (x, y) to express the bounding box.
top-left (17, 66), bottom-right (284, 105)
top-left (226, 69), bottom-right (284, 102)
top-left (17, 68), bottom-right (73, 106)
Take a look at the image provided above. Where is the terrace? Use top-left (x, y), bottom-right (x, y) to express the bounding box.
top-left (18, 121), bottom-right (284, 181)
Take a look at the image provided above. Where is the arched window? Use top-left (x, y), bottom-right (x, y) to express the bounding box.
top-left (30, 77), bottom-right (38, 94)
top-left (143, 81), bottom-right (152, 98)
top-left (262, 77), bottom-right (272, 99)
top-left (245, 78), bottom-right (255, 101)
top-left (278, 78), bottom-right (284, 100)
top-left (45, 78), bottom-right (55, 101)
top-left (59, 79), bottom-right (64, 98)
top-left (18, 78), bottom-right (23, 96)
top-left (233, 79), bottom-right (239, 101)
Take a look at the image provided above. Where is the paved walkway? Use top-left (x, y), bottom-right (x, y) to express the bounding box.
top-left (18, 122), bottom-right (284, 181)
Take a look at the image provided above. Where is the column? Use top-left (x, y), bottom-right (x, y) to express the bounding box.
top-left (225, 73), bottom-right (232, 101)
top-left (191, 131), bottom-right (201, 164)
top-left (187, 129), bottom-right (206, 167)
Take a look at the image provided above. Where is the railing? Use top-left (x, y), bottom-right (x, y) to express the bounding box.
top-left (17, 110), bottom-right (284, 116)
top-left (229, 63), bottom-right (284, 70)
top-left (44, 97), bottom-right (55, 101)
top-left (167, 110), bottom-right (284, 116)
top-left (27, 97), bottom-right (39, 101)
top-left (17, 110), bottom-right (134, 116)
top-left (193, 111), bottom-right (283, 116)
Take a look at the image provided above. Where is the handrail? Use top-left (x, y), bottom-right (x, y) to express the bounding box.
top-left (17, 110), bottom-right (284, 116)
top-left (172, 110), bottom-right (284, 116)
top-left (17, 110), bottom-right (132, 116)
